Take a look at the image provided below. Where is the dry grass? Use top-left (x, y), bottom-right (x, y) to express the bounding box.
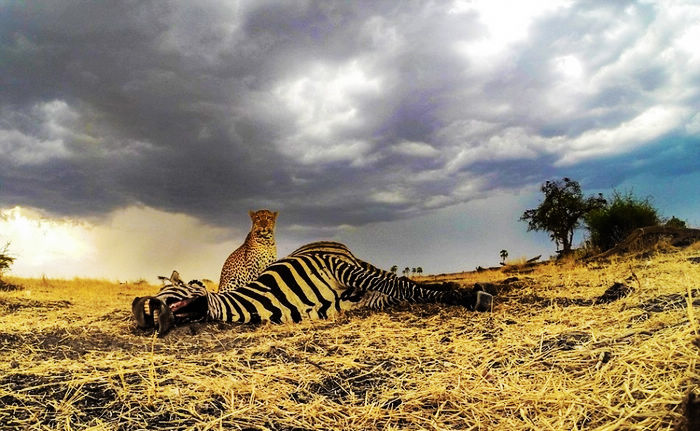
top-left (504, 256), bottom-right (530, 267)
top-left (1, 247), bottom-right (699, 430)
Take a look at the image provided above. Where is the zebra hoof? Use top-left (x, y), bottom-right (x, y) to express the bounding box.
top-left (131, 296), bottom-right (175, 335)
top-left (475, 291), bottom-right (493, 312)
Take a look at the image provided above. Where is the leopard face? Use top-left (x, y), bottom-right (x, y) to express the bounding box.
top-left (249, 209), bottom-right (278, 240)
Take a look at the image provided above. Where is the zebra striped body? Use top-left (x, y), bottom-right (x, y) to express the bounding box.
top-left (133, 242), bottom-right (492, 334)
top-left (290, 241), bottom-right (404, 310)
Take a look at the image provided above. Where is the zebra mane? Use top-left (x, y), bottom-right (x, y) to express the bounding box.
top-left (156, 270), bottom-right (205, 289)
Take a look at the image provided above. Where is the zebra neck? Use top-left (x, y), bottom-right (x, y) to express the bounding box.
top-left (206, 292), bottom-right (246, 323)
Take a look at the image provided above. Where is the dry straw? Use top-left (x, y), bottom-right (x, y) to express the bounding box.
top-left (0, 246), bottom-right (698, 430)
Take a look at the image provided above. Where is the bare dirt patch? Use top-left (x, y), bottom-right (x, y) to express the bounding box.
top-left (0, 297), bottom-right (71, 313)
top-left (636, 289), bottom-right (700, 313)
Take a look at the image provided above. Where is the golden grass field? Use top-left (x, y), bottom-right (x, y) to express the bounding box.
top-left (1, 244), bottom-right (698, 430)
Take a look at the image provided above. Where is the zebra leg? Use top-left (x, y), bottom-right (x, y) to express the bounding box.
top-left (333, 260), bottom-right (493, 311)
top-left (351, 290), bottom-right (402, 310)
top-left (355, 259), bottom-right (493, 311)
top-left (471, 284), bottom-right (493, 311)
top-left (419, 281), bottom-right (493, 312)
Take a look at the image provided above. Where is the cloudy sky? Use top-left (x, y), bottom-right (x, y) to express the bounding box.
top-left (1, 0), bottom-right (698, 281)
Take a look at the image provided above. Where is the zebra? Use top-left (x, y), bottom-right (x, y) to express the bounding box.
top-left (132, 241), bottom-right (493, 335)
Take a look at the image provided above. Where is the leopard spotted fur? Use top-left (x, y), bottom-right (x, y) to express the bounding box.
top-left (217, 209), bottom-right (278, 293)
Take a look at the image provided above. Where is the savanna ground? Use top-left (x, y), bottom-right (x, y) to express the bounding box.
top-left (1, 243), bottom-right (699, 430)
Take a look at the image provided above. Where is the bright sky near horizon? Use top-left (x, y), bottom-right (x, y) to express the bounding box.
top-left (1, 1), bottom-right (699, 281)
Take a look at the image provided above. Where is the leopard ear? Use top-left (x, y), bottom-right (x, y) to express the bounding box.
top-left (249, 210), bottom-right (255, 219)
top-left (272, 211), bottom-right (278, 219)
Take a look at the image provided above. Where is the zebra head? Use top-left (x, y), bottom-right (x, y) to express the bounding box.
top-left (131, 295), bottom-right (175, 335)
top-left (132, 270), bottom-right (209, 336)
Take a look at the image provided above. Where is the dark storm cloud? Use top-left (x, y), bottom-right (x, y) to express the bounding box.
top-left (1, 1), bottom-right (698, 232)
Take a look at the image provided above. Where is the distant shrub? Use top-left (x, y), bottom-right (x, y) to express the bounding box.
top-left (664, 216), bottom-right (687, 229)
top-left (0, 279), bottom-right (23, 291)
top-left (585, 191), bottom-right (660, 251)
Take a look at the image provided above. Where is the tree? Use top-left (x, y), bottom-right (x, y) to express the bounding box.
top-left (403, 267), bottom-right (410, 277)
top-left (390, 265), bottom-right (398, 274)
top-left (585, 191), bottom-right (660, 250)
top-left (0, 243), bottom-right (15, 276)
top-left (417, 267), bottom-right (423, 275)
top-left (499, 249), bottom-right (509, 264)
top-left (411, 267), bottom-right (416, 275)
top-left (521, 178), bottom-right (606, 255)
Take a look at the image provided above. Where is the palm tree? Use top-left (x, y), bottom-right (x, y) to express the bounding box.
top-left (411, 267), bottom-right (416, 275)
top-left (403, 267), bottom-right (410, 277)
top-left (417, 267), bottom-right (423, 276)
top-left (500, 249), bottom-right (509, 264)
top-left (390, 265), bottom-right (398, 274)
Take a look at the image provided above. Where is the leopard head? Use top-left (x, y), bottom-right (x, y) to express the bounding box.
top-left (249, 209), bottom-right (278, 240)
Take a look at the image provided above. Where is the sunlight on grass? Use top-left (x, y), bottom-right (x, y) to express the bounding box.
top-left (0, 245), bottom-right (698, 429)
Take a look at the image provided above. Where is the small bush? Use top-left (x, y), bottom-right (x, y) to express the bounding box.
top-left (0, 279), bottom-right (23, 291)
top-left (664, 216), bottom-right (687, 229)
top-left (0, 242), bottom-right (15, 276)
top-left (585, 191), bottom-right (660, 251)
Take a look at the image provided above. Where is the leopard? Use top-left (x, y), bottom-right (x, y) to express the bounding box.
top-left (217, 209), bottom-right (278, 293)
